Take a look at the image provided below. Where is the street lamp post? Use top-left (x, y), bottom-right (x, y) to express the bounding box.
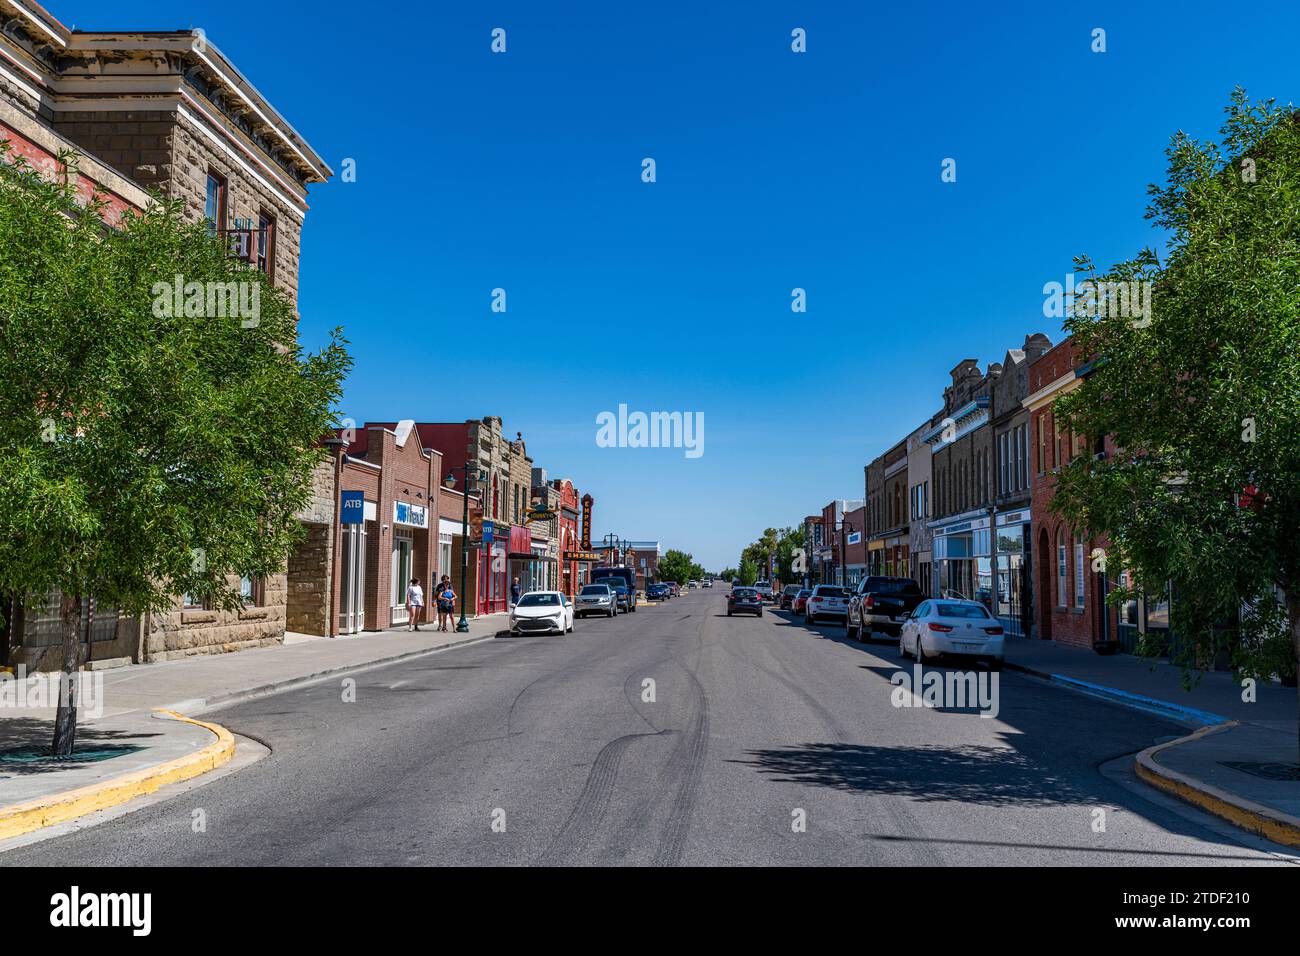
top-left (444, 465), bottom-right (483, 633)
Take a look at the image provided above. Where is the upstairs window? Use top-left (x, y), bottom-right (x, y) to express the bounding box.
top-left (205, 172), bottom-right (226, 235)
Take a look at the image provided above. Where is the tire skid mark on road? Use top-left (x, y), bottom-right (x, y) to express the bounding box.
top-left (539, 728), bottom-right (670, 865)
top-left (732, 617), bottom-right (943, 866)
top-left (649, 617), bottom-right (712, 867)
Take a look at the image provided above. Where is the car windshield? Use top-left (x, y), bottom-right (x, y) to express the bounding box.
top-left (814, 587), bottom-right (847, 598)
top-left (797, 589), bottom-right (812, 597)
top-left (580, 586), bottom-right (610, 596)
top-left (733, 588), bottom-right (758, 598)
top-left (936, 602), bottom-right (991, 619)
top-left (517, 593), bottom-right (559, 607)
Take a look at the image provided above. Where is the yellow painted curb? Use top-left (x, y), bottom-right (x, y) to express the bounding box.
top-left (0, 709), bottom-right (235, 841)
top-left (1134, 720), bottom-right (1300, 849)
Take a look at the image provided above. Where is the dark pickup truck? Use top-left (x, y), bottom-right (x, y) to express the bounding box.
top-left (846, 576), bottom-right (924, 640)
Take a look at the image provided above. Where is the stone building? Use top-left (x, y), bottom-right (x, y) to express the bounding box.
top-left (924, 358), bottom-right (997, 604)
top-left (0, 0), bottom-right (331, 667)
top-left (905, 417), bottom-right (938, 589)
top-left (988, 333), bottom-right (1052, 636)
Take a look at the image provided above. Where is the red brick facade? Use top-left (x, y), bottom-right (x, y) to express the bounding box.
top-left (1027, 339), bottom-right (1120, 649)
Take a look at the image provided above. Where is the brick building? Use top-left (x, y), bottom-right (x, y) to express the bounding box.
top-left (1024, 339), bottom-right (1124, 650)
top-left (0, 0), bottom-right (331, 667)
top-left (842, 506), bottom-right (867, 585)
top-left (333, 422), bottom-right (443, 633)
top-left (625, 541), bottom-right (662, 591)
top-left (865, 439), bottom-right (908, 579)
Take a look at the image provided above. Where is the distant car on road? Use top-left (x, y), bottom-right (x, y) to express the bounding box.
top-left (688, 580), bottom-right (699, 589)
top-left (727, 586), bottom-right (763, 617)
top-left (846, 576), bottom-right (925, 641)
top-left (899, 598), bottom-right (1004, 670)
top-left (804, 585), bottom-right (849, 624)
top-left (510, 591), bottom-right (575, 635)
top-left (702, 579), bottom-right (713, 588)
top-left (753, 580), bottom-right (774, 603)
top-left (779, 584), bottom-right (801, 609)
top-left (575, 584), bottom-right (618, 618)
top-left (646, 583), bottom-right (671, 601)
top-left (792, 588), bottom-right (813, 615)
top-left (668, 582), bottom-right (681, 597)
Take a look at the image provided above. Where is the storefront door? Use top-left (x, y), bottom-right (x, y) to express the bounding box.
top-left (339, 523), bottom-right (368, 634)
top-left (392, 531), bottom-right (412, 625)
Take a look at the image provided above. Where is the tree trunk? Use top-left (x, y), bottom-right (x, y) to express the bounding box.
top-left (51, 591), bottom-right (82, 757)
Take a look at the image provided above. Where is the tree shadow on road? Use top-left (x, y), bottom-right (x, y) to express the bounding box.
top-left (734, 740), bottom-right (1088, 806)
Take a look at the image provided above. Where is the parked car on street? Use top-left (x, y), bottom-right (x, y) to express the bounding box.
top-left (846, 576), bottom-right (925, 640)
top-left (668, 581), bottom-right (681, 597)
top-left (779, 584), bottom-right (801, 609)
top-left (510, 591), bottom-right (575, 635)
top-left (804, 585), bottom-right (849, 623)
top-left (792, 588), bottom-right (813, 614)
top-left (899, 598), bottom-right (1005, 669)
top-left (754, 580), bottom-right (774, 603)
top-left (727, 586), bottom-right (763, 617)
top-left (575, 583), bottom-right (618, 618)
top-left (646, 582), bottom-right (671, 601)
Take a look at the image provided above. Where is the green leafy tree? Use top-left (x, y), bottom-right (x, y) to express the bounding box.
top-left (1050, 91), bottom-right (1300, 758)
top-left (737, 558), bottom-right (758, 587)
top-left (0, 147), bottom-right (351, 754)
top-left (658, 549), bottom-right (696, 585)
top-left (718, 566), bottom-right (737, 582)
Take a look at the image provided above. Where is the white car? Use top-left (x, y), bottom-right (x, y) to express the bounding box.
top-left (804, 585), bottom-right (849, 623)
top-left (899, 599), bottom-right (1004, 670)
top-left (509, 591), bottom-right (575, 635)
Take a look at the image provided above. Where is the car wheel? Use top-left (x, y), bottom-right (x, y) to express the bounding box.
top-left (847, 615), bottom-right (860, 640)
top-left (727, 610), bottom-right (732, 616)
top-left (916, 633), bottom-right (930, 663)
top-left (899, 633), bottom-right (911, 659)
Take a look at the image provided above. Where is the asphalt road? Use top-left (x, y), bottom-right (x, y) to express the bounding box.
top-left (5, 588), bottom-right (1297, 866)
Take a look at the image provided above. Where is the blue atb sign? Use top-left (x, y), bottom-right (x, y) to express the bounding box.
top-left (340, 491), bottom-right (365, 525)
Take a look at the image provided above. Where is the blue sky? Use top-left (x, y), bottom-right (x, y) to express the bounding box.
top-left (59, 1), bottom-right (1300, 569)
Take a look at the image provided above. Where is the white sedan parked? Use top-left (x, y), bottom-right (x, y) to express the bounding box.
top-left (509, 591), bottom-right (574, 636)
top-left (898, 599), bottom-right (1005, 669)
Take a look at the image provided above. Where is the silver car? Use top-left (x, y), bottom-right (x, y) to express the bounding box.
top-left (575, 583), bottom-right (618, 618)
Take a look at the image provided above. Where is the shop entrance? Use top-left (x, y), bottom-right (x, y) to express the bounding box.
top-left (391, 531), bottom-right (413, 626)
top-left (339, 523), bottom-right (368, 634)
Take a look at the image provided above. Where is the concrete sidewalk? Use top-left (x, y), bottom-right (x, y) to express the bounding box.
top-left (1004, 637), bottom-right (1300, 846)
top-left (0, 614), bottom-right (507, 838)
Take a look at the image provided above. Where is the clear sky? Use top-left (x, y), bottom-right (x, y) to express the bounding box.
top-left (58, 0), bottom-right (1300, 570)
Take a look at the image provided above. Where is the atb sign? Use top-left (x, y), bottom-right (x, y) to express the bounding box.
top-left (340, 491), bottom-right (365, 525)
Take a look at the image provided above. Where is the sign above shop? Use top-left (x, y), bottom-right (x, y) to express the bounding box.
top-left (565, 550), bottom-right (601, 562)
top-left (340, 491), bottom-right (365, 525)
top-left (394, 501), bottom-right (428, 528)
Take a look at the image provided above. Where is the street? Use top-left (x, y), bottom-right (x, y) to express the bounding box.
top-left (4, 588), bottom-right (1293, 866)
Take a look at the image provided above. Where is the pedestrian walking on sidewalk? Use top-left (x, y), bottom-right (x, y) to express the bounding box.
top-left (437, 576), bottom-right (456, 631)
top-left (406, 577), bottom-right (425, 631)
top-left (510, 576), bottom-right (522, 607)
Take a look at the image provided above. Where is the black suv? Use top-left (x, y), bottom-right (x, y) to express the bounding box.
top-left (846, 576), bottom-right (924, 640)
top-left (779, 584), bottom-right (802, 609)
